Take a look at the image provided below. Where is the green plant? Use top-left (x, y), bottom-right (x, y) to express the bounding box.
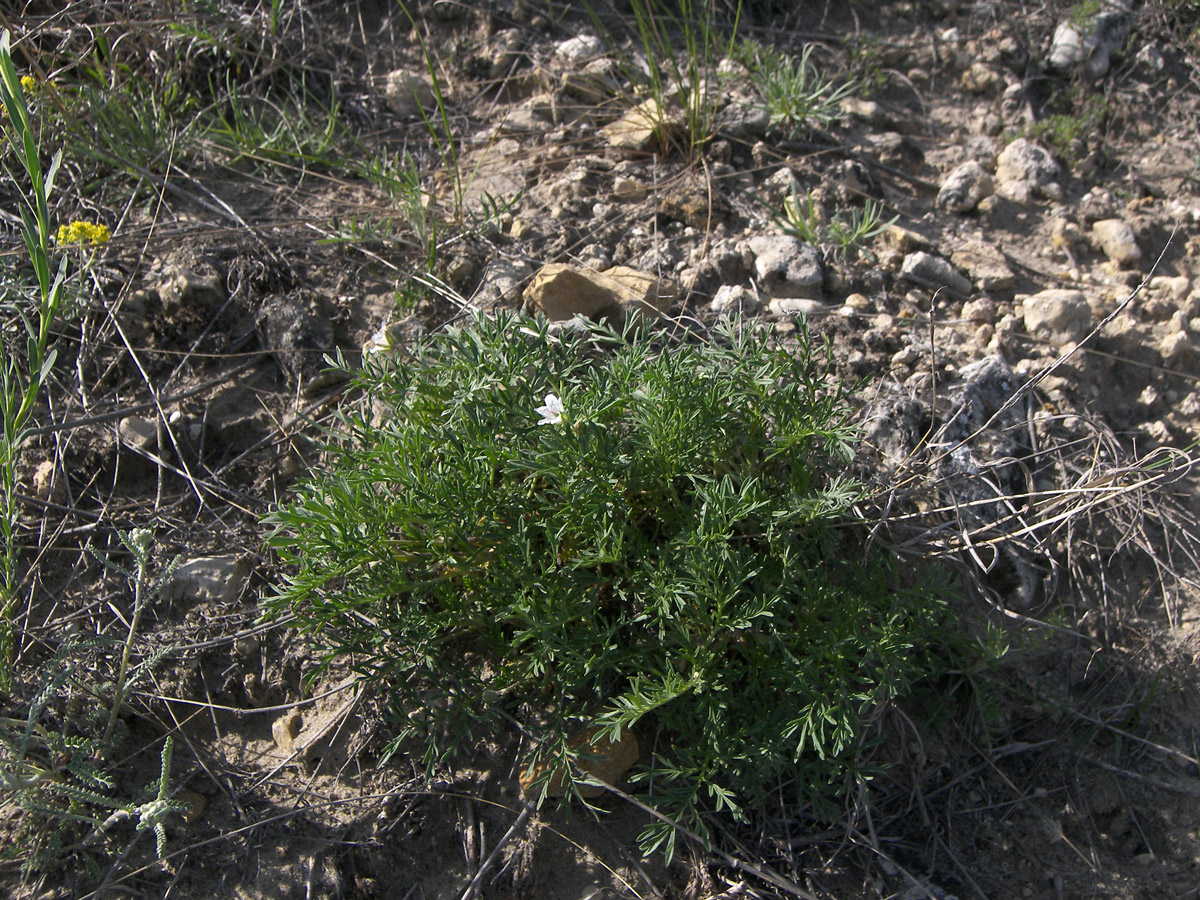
top-left (264, 312), bottom-right (953, 859)
top-left (0, 528), bottom-right (183, 878)
top-left (736, 40), bottom-right (856, 138)
top-left (581, 0), bottom-right (742, 156)
top-left (0, 31), bottom-right (71, 680)
top-left (777, 186), bottom-right (897, 261)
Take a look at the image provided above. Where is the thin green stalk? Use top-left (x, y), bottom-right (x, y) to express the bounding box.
top-left (0, 30), bottom-right (69, 680)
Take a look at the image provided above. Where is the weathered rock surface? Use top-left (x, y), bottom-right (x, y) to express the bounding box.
top-left (746, 235), bottom-right (824, 299)
top-left (384, 68), bottom-right (437, 117)
top-left (523, 263), bottom-right (675, 321)
top-left (1022, 288), bottom-right (1092, 344)
top-left (1047, 2), bottom-right (1132, 78)
top-left (900, 251), bottom-right (973, 297)
top-left (937, 160), bottom-right (993, 214)
top-left (995, 138), bottom-right (1062, 202)
top-left (951, 240), bottom-right (1015, 292)
top-left (166, 556), bottom-right (251, 605)
top-left (1091, 218), bottom-right (1141, 267)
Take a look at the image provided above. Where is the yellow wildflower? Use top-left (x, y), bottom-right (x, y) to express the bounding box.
top-left (19, 75), bottom-right (34, 92)
top-left (56, 221), bottom-right (111, 246)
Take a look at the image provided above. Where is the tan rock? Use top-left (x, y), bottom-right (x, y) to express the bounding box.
top-left (1092, 218), bottom-right (1142, 267)
top-left (523, 263), bottom-right (675, 321)
top-left (520, 727), bottom-right (639, 799)
top-left (602, 98), bottom-right (678, 153)
top-left (272, 713), bottom-right (302, 752)
top-left (951, 240), bottom-right (1015, 292)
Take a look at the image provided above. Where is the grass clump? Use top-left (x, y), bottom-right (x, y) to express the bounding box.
top-left (735, 39), bottom-right (856, 138)
top-left (264, 312), bottom-right (954, 856)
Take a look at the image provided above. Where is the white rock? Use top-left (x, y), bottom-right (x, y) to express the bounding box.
top-left (166, 556), bottom-right (251, 605)
top-left (1047, 3), bottom-right (1131, 78)
top-left (554, 34), bottom-right (605, 63)
top-left (746, 236), bottom-right (824, 299)
top-left (900, 251), bottom-right (973, 297)
top-left (1091, 219), bottom-right (1141, 266)
top-left (1161, 330), bottom-right (1195, 366)
top-left (118, 416), bottom-right (158, 451)
top-left (768, 297), bottom-right (826, 317)
top-left (995, 139), bottom-right (1062, 203)
top-left (1022, 289), bottom-right (1092, 344)
top-left (937, 160), bottom-right (993, 213)
top-left (384, 68), bottom-right (437, 117)
top-left (710, 284), bottom-right (759, 314)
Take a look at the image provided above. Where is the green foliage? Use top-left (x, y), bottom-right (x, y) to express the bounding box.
top-left (777, 185), bottom-right (897, 261)
top-left (0, 529), bottom-right (182, 877)
top-left (264, 312), bottom-right (952, 856)
top-left (581, 0), bottom-right (743, 156)
top-left (735, 40), bottom-right (856, 138)
top-left (1017, 92), bottom-right (1109, 166)
top-left (0, 32), bottom-right (70, 681)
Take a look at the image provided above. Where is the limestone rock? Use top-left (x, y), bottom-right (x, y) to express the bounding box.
top-left (523, 264), bottom-right (675, 321)
top-left (384, 68), bottom-right (437, 117)
top-left (1022, 289), bottom-right (1092, 344)
top-left (745, 235), bottom-right (824, 299)
top-left (473, 257), bottom-right (533, 307)
top-left (158, 263), bottom-right (224, 313)
top-left (602, 98), bottom-right (678, 152)
top-left (554, 34), bottom-right (605, 63)
top-left (272, 713), bottom-right (302, 752)
top-left (520, 727), bottom-right (639, 799)
top-left (937, 161), bottom-right (993, 214)
top-left (769, 297), bottom-right (827, 317)
top-left (900, 251), bottom-right (973, 297)
top-left (710, 284), bottom-right (759, 315)
top-left (1091, 219), bottom-right (1141, 267)
top-left (166, 556), bottom-right (251, 605)
top-left (1047, 3), bottom-right (1131, 79)
top-left (951, 240), bottom-right (1015, 292)
top-left (31, 459), bottom-right (63, 504)
top-left (995, 139), bottom-right (1062, 203)
top-left (118, 415), bottom-right (158, 452)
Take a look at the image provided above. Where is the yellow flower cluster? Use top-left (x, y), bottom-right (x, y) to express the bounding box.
top-left (19, 75), bottom-right (34, 92)
top-left (56, 221), bottom-right (111, 246)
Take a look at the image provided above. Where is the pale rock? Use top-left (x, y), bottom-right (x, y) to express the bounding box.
top-left (900, 251), bottom-right (973, 297)
top-left (714, 99), bottom-right (771, 139)
top-left (158, 264), bottom-right (224, 313)
top-left (937, 160), bottom-right (993, 213)
top-left (166, 556), bottom-right (251, 605)
top-left (554, 34), bottom-right (605, 63)
top-left (1091, 219), bottom-right (1141, 266)
top-left (602, 98), bottom-right (677, 152)
top-left (746, 236), bottom-right (824, 299)
top-left (272, 713), bottom-right (302, 752)
top-left (962, 298), bottom-right (998, 324)
top-left (710, 284), bottom-right (759, 314)
top-left (951, 240), bottom-right (1015, 292)
top-left (31, 459), bottom-right (63, 504)
top-left (1160, 330), bottom-right (1195, 366)
top-left (523, 264), bottom-right (675, 321)
top-left (118, 415), bottom-right (158, 451)
top-left (961, 62), bottom-right (1002, 93)
top-left (1047, 3), bottom-right (1131, 78)
top-left (1022, 289), bottom-right (1092, 344)
top-left (892, 345), bottom-right (922, 367)
top-left (769, 297), bottom-right (826, 317)
top-left (995, 139), bottom-right (1062, 202)
top-left (384, 68), bottom-right (437, 117)
top-left (520, 728), bottom-right (639, 799)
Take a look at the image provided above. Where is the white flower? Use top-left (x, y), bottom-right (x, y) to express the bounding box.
top-left (535, 393), bottom-right (564, 426)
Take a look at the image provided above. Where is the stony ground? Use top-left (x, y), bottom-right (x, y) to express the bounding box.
top-left (4, 1), bottom-right (1200, 898)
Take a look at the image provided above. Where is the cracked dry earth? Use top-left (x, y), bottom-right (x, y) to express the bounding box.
top-left (6, 1), bottom-right (1200, 899)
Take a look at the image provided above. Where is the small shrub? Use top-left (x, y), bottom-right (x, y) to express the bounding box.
top-left (735, 39), bottom-right (856, 138)
top-left (264, 313), bottom-right (952, 856)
